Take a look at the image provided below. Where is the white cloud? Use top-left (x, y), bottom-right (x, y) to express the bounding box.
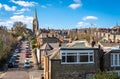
top-left (76, 21), bottom-right (96, 28)
top-left (0, 3), bottom-right (2, 8)
top-left (0, 15), bottom-right (33, 29)
top-left (11, 0), bottom-right (37, 7)
top-left (10, 15), bottom-right (33, 24)
top-left (0, 3), bottom-right (16, 11)
top-left (69, 3), bottom-right (82, 9)
top-left (69, 0), bottom-right (82, 9)
top-left (0, 21), bottom-right (13, 27)
top-left (40, 4), bottom-right (52, 8)
top-left (83, 16), bottom-right (98, 21)
top-left (40, 5), bottom-right (47, 8)
top-left (77, 22), bottom-right (89, 28)
top-left (14, 8), bottom-right (29, 14)
top-left (3, 4), bottom-right (16, 11)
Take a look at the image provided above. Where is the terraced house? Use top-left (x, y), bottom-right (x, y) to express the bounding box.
top-left (44, 41), bottom-right (102, 79)
top-left (101, 43), bottom-right (120, 76)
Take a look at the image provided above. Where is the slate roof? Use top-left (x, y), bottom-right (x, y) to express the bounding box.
top-left (99, 42), bottom-right (120, 53)
top-left (42, 37), bottom-right (61, 43)
top-left (50, 48), bottom-right (60, 59)
top-left (40, 43), bottom-right (61, 57)
top-left (61, 40), bottom-right (98, 49)
top-left (100, 43), bottom-right (119, 47)
top-left (110, 49), bottom-right (120, 53)
top-left (40, 43), bottom-right (53, 50)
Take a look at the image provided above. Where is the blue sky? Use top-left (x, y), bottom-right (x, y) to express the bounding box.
top-left (0, 0), bottom-right (120, 29)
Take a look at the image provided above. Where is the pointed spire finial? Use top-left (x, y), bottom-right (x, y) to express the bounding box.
top-left (34, 8), bottom-right (37, 19)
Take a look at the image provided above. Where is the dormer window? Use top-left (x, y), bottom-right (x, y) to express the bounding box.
top-left (60, 50), bottom-right (94, 64)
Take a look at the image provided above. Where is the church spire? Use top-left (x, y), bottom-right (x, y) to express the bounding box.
top-left (34, 8), bottom-right (37, 19)
top-left (33, 8), bottom-right (39, 35)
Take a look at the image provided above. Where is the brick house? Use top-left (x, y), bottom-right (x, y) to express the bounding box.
top-left (36, 42), bottom-right (60, 66)
top-left (102, 43), bottom-right (120, 75)
top-left (44, 41), bottom-right (101, 79)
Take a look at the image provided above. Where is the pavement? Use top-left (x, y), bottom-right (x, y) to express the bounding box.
top-left (29, 70), bottom-right (44, 79)
top-left (31, 49), bottom-right (38, 70)
top-left (1, 71), bottom-right (29, 79)
top-left (0, 72), bottom-right (6, 79)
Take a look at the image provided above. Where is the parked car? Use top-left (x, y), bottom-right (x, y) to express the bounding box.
top-left (13, 53), bottom-right (17, 57)
top-left (8, 62), bottom-right (14, 68)
top-left (25, 58), bottom-right (30, 63)
top-left (25, 50), bottom-right (30, 53)
top-left (25, 45), bottom-right (29, 48)
top-left (15, 49), bottom-right (19, 53)
top-left (8, 59), bottom-right (15, 68)
top-left (24, 62), bottom-right (30, 68)
top-left (13, 54), bottom-right (18, 59)
top-left (11, 56), bottom-right (16, 60)
top-left (25, 47), bottom-right (29, 51)
top-left (26, 43), bottom-right (29, 45)
top-left (25, 53), bottom-right (29, 58)
top-left (26, 41), bottom-right (29, 44)
top-left (16, 42), bottom-right (21, 48)
top-left (16, 44), bottom-right (20, 48)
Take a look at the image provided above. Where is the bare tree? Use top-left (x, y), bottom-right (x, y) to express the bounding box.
top-left (0, 25), bottom-right (17, 66)
top-left (13, 21), bottom-right (27, 36)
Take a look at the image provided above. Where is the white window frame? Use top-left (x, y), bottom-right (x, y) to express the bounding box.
top-left (60, 50), bottom-right (94, 64)
top-left (111, 53), bottom-right (120, 67)
top-left (66, 53), bottom-right (77, 63)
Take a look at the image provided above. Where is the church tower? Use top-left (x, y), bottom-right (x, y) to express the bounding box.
top-left (33, 8), bottom-right (39, 34)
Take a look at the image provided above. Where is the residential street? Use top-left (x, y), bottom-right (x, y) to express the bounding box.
top-left (1, 40), bottom-right (43, 79)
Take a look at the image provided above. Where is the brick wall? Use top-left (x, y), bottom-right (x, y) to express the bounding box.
top-left (50, 50), bottom-right (100, 79)
top-left (104, 53), bottom-right (110, 71)
top-left (104, 52), bottom-right (120, 71)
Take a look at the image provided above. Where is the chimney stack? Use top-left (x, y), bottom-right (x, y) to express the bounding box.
top-left (91, 40), bottom-right (96, 47)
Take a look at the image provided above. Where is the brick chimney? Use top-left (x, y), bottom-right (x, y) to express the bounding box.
top-left (113, 34), bottom-right (116, 43)
top-left (91, 40), bottom-right (96, 47)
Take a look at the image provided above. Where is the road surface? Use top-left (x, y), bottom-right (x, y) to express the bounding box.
top-left (2, 40), bottom-right (36, 79)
